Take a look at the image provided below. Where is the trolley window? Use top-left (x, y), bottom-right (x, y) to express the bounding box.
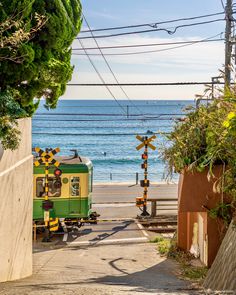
top-left (70, 177), bottom-right (80, 196)
top-left (36, 177), bottom-right (61, 198)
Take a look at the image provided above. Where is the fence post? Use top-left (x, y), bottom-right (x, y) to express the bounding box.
top-left (136, 172), bottom-right (139, 185)
top-left (151, 201), bottom-right (157, 217)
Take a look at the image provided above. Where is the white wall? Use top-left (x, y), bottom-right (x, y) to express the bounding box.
top-left (0, 118), bottom-right (33, 282)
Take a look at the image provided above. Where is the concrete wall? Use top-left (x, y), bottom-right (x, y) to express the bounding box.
top-left (0, 118), bottom-right (33, 282)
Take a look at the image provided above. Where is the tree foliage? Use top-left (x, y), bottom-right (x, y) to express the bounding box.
top-left (0, 0), bottom-right (82, 113)
top-left (0, 91), bottom-right (27, 150)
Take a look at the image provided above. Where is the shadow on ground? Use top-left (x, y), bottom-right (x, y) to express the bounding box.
top-left (10, 259), bottom-right (199, 294)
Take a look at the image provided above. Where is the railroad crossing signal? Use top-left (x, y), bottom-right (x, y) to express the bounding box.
top-left (135, 135), bottom-right (156, 216)
top-left (136, 135), bottom-right (156, 151)
top-left (34, 147), bottom-right (61, 237)
top-left (34, 147), bottom-right (60, 167)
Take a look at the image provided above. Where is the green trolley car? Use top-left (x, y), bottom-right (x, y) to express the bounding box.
top-left (33, 150), bottom-right (97, 227)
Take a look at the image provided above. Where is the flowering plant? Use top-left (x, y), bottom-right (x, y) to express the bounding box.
top-left (162, 89), bottom-right (236, 223)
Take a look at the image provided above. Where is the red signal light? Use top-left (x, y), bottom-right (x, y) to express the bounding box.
top-left (54, 168), bottom-right (62, 177)
top-left (142, 153), bottom-right (148, 160)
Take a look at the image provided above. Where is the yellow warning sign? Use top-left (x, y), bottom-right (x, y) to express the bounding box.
top-left (136, 135), bottom-right (156, 151)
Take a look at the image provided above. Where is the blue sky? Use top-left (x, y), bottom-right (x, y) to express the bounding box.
top-left (63, 0), bottom-right (226, 100)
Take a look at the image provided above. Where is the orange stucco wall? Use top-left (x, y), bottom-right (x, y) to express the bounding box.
top-left (177, 168), bottom-right (227, 267)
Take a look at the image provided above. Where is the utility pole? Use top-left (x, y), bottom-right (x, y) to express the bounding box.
top-left (225, 0), bottom-right (233, 89)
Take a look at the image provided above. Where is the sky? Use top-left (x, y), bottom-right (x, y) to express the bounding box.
top-left (62, 0), bottom-right (226, 100)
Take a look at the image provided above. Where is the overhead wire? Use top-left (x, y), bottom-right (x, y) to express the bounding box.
top-left (72, 37), bottom-right (223, 51)
top-left (80, 11), bottom-right (225, 33)
top-left (67, 81), bottom-right (226, 86)
top-left (32, 132), bottom-right (170, 136)
top-left (33, 117), bottom-right (181, 122)
top-left (76, 19), bottom-right (225, 40)
top-left (220, 0), bottom-right (225, 10)
top-left (32, 124), bottom-right (173, 128)
top-left (72, 34), bottom-right (224, 56)
top-left (81, 13), bottom-right (144, 116)
top-left (54, 104), bottom-right (185, 108)
top-left (78, 39), bottom-right (127, 114)
top-left (34, 112), bottom-right (183, 116)
top-left (55, 1), bottom-right (127, 114)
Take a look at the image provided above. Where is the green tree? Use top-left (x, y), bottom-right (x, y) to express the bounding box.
top-left (0, 91), bottom-right (27, 150)
top-left (0, 0), bottom-right (82, 114)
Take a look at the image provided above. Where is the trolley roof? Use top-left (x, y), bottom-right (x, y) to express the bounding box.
top-left (33, 155), bottom-right (92, 174)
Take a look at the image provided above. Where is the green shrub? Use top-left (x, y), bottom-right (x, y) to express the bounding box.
top-left (153, 234), bottom-right (208, 282)
top-left (161, 89), bottom-right (236, 223)
top-left (150, 235), bottom-right (164, 243)
top-left (157, 239), bottom-right (171, 255)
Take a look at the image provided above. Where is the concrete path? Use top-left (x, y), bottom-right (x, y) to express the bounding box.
top-left (0, 183), bottom-right (199, 294)
top-left (1, 242), bottom-right (197, 295)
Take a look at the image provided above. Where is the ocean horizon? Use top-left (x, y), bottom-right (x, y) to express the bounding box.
top-left (32, 99), bottom-right (194, 183)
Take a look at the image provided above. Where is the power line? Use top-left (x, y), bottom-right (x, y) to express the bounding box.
top-left (50, 104), bottom-right (186, 108)
top-left (72, 37), bottom-right (223, 51)
top-left (34, 113), bottom-right (183, 116)
top-left (32, 132), bottom-right (170, 136)
top-left (45, 1), bottom-right (127, 114)
top-left (76, 19), bottom-right (224, 40)
top-left (78, 39), bottom-right (127, 114)
top-left (32, 117), bottom-right (181, 122)
top-left (221, 0), bottom-right (225, 9)
top-left (81, 13), bottom-right (143, 115)
top-left (80, 12), bottom-right (225, 33)
top-left (73, 37), bottom-right (223, 56)
top-left (67, 82), bottom-right (225, 86)
top-left (32, 125), bottom-right (173, 129)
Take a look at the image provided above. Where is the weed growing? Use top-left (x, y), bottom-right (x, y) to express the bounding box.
top-left (151, 234), bottom-right (208, 283)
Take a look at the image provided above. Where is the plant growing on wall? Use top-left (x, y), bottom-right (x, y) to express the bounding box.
top-left (162, 87), bottom-right (236, 225)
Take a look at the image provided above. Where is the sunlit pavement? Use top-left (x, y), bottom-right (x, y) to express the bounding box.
top-left (0, 184), bottom-right (201, 294)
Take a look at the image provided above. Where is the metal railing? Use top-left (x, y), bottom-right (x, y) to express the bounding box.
top-left (95, 172), bottom-right (174, 184)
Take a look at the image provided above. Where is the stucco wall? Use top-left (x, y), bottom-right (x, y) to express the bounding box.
top-left (0, 118), bottom-right (33, 282)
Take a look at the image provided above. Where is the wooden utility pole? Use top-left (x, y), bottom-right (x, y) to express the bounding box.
top-left (225, 0), bottom-right (233, 89)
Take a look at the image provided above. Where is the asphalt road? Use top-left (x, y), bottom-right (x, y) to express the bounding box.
top-left (92, 183), bottom-right (178, 219)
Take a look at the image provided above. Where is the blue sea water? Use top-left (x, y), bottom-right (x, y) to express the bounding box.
top-left (32, 99), bottom-right (194, 183)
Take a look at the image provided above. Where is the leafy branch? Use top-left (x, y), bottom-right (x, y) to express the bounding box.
top-left (0, 12), bottom-right (47, 63)
top-left (0, 91), bottom-right (27, 150)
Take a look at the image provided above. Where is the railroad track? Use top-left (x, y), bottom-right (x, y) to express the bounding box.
top-left (34, 200), bottom-right (178, 242)
top-left (138, 215), bottom-right (177, 233)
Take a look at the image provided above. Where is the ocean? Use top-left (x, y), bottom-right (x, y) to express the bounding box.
top-left (32, 99), bottom-right (194, 183)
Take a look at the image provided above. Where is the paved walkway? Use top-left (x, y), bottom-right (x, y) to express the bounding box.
top-left (0, 183), bottom-right (200, 294)
top-left (1, 242), bottom-right (198, 295)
